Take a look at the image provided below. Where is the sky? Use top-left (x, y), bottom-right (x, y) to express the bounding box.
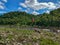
top-left (0, 0), bottom-right (60, 15)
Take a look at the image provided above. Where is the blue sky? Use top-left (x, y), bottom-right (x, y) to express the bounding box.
top-left (0, 0), bottom-right (60, 15)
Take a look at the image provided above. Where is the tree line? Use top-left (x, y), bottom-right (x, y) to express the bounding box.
top-left (0, 8), bottom-right (60, 27)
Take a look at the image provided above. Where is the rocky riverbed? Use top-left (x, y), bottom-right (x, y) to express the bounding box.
top-left (0, 28), bottom-right (60, 45)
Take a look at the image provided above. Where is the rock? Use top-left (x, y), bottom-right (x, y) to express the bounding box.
top-left (42, 29), bottom-right (50, 32)
top-left (57, 30), bottom-right (60, 33)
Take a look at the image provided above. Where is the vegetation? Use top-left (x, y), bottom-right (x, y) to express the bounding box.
top-left (0, 27), bottom-right (60, 45)
top-left (0, 8), bottom-right (60, 45)
top-left (0, 8), bottom-right (60, 28)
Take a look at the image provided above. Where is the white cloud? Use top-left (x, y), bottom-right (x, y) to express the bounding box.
top-left (20, 0), bottom-right (59, 10)
top-left (24, 10), bottom-right (28, 13)
top-left (0, 2), bottom-right (4, 5)
top-left (55, 2), bottom-right (60, 9)
top-left (45, 10), bottom-right (50, 14)
top-left (0, 5), bottom-right (5, 9)
top-left (2, 0), bottom-right (7, 2)
top-left (18, 7), bottom-right (22, 10)
top-left (20, 3), bottom-right (27, 8)
top-left (32, 11), bottom-right (39, 15)
top-left (0, 0), bottom-right (7, 9)
top-left (47, 2), bottom-right (56, 9)
top-left (25, 8), bottom-right (31, 13)
top-left (0, 1), bottom-right (5, 9)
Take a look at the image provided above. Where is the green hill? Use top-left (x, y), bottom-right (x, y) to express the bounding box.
top-left (0, 8), bottom-right (60, 27)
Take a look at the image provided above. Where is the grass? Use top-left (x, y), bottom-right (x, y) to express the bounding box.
top-left (0, 27), bottom-right (60, 45)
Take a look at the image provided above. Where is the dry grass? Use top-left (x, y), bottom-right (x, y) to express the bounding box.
top-left (0, 27), bottom-right (60, 45)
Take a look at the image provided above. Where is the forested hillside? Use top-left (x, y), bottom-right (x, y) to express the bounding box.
top-left (0, 8), bottom-right (60, 27)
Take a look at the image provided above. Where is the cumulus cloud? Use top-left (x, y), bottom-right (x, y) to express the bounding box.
top-left (0, 0), bottom-right (7, 9)
top-left (2, 0), bottom-right (7, 2)
top-left (45, 10), bottom-right (50, 14)
top-left (47, 2), bottom-right (56, 9)
top-left (20, 3), bottom-right (27, 8)
top-left (18, 7), bottom-right (22, 10)
top-left (0, 2), bottom-right (4, 5)
top-left (55, 2), bottom-right (60, 9)
top-left (20, 0), bottom-right (59, 10)
top-left (25, 8), bottom-right (31, 13)
top-left (32, 11), bottom-right (39, 15)
top-left (0, 2), bottom-right (5, 9)
top-left (0, 5), bottom-right (5, 9)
